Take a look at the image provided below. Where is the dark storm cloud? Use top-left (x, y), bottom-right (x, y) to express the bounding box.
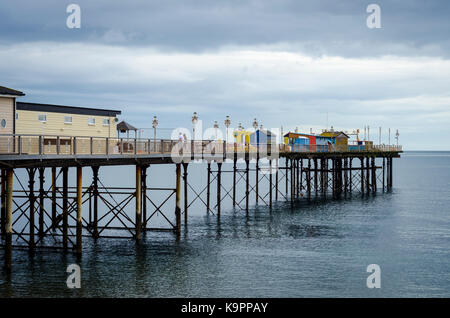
top-left (0, 0), bottom-right (449, 57)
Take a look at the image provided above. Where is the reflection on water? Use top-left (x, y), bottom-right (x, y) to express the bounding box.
top-left (1, 152), bottom-right (450, 297)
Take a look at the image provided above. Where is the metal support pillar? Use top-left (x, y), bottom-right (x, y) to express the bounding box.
top-left (175, 164), bottom-right (181, 234)
top-left (360, 157), bottom-right (365, 195)
top-left (135, 165), bottom-right (142, 240)
top-left (5, 169), bottom-right (13, 271)
top-left (275, 159), bottom-right (279, 201)
top-left (76, 167), bottom-right (83, 254)
top-left (142, 165), bottom-right (148, 229)
top-left (28, 168), bottom-right (36, 248)
top-left (314, 158), bottom-right (318, 195)
top-left (182, 163), bottom-right (188, 224)
top-left (51, 167), bottom-right (57, 230)
top-left (382, 157), bottom-right (385, 191)
top-left (206, 163), bottom-right (211, 212)
top-left (255, 156), bottom-right (259, 204)
top-left (349, 158), bottom-right (353, 194)
top-left (62, 167), bottom-right (68, 250)
top-left (291, 159), bottom-right (295, 206)
top-left (269, 159), bottom-right (273, 208)
top-left (245, 159), bottom-right (250, 212)
top-left (232, 158), bottom-right (237, 206)
top-left (92, 166), bottom-right (99, 238)
top-left (38, 167), bottom-right (45, 238)
top-left (307, 159), bottom-right (311, 201)
top-left (371, 157), bottom-right (377, 193)
top-left (366, 157), bottom-right (370, 194)
top-left (217, 162), bottom-right (222, 217)
top-left (1, 169), bottom-right (6, 238)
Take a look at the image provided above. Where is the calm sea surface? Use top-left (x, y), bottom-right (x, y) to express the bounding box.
top-left (1, 151), bottom-right (449, 297)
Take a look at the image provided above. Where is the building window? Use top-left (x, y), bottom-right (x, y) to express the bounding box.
top-left (38, 114), bottom-right (47, 122)
top-left (64, 116), bottom-right (72, 124)
top-left (103, 118), bottom-right (110, 126)
top-left (15, 113), bottom-right (18, 120)
top-left (88, 117), bottom-right (96, 125)
top-left (1, 118), bottom-right (6, 128)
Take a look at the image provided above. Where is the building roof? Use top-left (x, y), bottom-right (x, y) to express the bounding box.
top-left (117, 121), bottom-right (137, 131)
top-left (0, 85), bottom-right (25, 97)
top-left (320, 131), bottom-right (350, 138)
top-left (284, 132), bottom-right (329, 139)
top-left (16, 102), bottom-right (121, 117)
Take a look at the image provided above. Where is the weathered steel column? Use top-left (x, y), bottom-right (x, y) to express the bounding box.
top-left (371, 157), bottom-right (377, 193)
top-left (92, 166), bottom-right (99, 238)
top-left (360, 157), bottom-right (365, 195)
top-left (300, 159), bottom-right (303, 193)
top-left (382, 157), bottom-right (386, 191)
top-left (135, 165), bottom-right (142, 241)
top-left (142, 165), bottom-right (148, 229)
top-left (175, 164), bottom-right (181, 234)
top-left (255, 155), bottom-right (259, 205)
top-left (182, 163), bottom-right (188, 224)
top-left (331, 158), bottom-right (335, 198)
top-left (76, 166), bottom-right (83, 254)
top-left (290, 159), bottom-right (294, 205)
top-left (245, 158), bottom-right (250, 212)
top-left (38, 167), bottom-right (45, 238)
top-left (344, 158), bottom-right (348, 197)
top-left (1, 169), bottom-right (6, 237)
top-left (232, 158), bottom-right (237, 206)
top-left (217, 162), bottom-right (222, 217)
top-left (296, 159), bottom-right (300, 197)
top-left (314, 158), bottom-right (318, 195)
top-left (206, 162), bottom-right (211, 212)
top-left (51, 167), bottom-right (57, 230)
top-left (366, 157), bottom-right (370, 194)
top-left (285, 158), bottom-right (289, 197)
top-left (5, 169), bottom-right (13, 271)
top-left (62, 167), bottom-right (68, 250)
top-left (28, 168), bottom-right (36, 248)
top-left (349, 158), bottom-right (353, 194)
top-left (307, 159), bottom-right (311, 201)
top-left (275, 159), bottom-right (279, 201)
top-left (269, 159), bottom-right (273, 208)
top-left (389, 157), bottom-right (393, 189)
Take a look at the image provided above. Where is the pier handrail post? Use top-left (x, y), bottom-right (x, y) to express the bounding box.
top-left (105, 137), bottom-right (109, 156)
top-left (17, 135), bottom-right (22, 155)
top-left (39, 135), bottom-right (43, 155)
top-left (73, 137), bottom-right (77, 155)
top-left (223, 140), bottom-right (226, 161)
top-left (57, 136), bottom-right (60, 155)
top-left (134, 138), bottom-right (137, 155)
top-left (90, 137), bottom-right (93, 155)
top-left (120, 138), bottom-right (123, 154)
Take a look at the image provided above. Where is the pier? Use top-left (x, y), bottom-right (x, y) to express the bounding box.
top-left (0, 134), bottom-right (401, 270)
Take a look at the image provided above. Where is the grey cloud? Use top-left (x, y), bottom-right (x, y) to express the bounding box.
top-left (1, 0), bottom-right (449, 57)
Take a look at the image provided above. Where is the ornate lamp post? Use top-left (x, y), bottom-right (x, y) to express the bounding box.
top-left (152, 116), bottom-right (158, 152)
top-left (395, 129), bottom-right (399, 147)
top-left (252, 118), bottom-right (258, 146)
top-left (213, 120), bottom-right (219, 140)
top-left (192, 112), bottom-right (198, 140)
top-left (224, 115), bottom-right (231, 144)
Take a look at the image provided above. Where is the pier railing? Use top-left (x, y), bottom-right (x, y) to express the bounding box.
top-left (0, 134), bottom-right (402, 156)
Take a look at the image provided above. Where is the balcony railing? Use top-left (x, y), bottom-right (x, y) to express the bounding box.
top-left (0, 134), bottom-right (402, 157)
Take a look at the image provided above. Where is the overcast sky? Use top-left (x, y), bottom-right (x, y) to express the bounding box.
top-left (1, 0), bottom-right (449, 149)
